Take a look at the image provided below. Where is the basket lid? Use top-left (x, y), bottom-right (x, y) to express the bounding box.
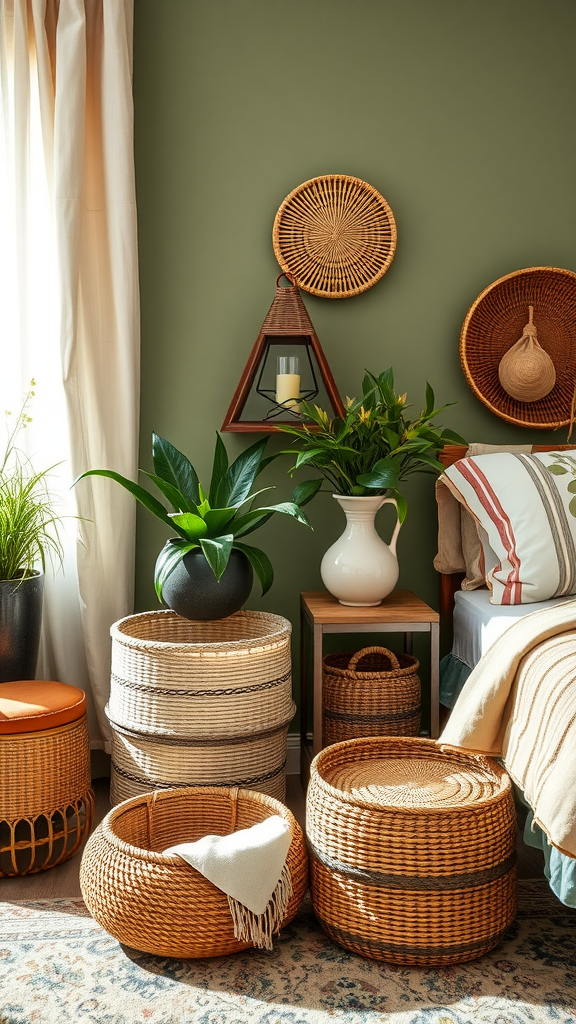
top-left (460, 266), bottom-right (576, 429)
top-left (314, 738), bottom-right (508, 810)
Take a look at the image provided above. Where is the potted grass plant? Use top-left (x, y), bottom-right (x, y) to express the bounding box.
top-left (279, 368), bottom-right (466, 606)
top-left (75, 432), bottom-right (314, 620)
top-left (0, 385), bottom-right (64, 681)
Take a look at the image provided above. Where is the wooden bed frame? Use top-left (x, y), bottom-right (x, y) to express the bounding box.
top-left (437, 444), bottom-right (576, 622)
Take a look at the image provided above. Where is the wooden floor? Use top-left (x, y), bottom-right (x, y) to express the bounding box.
top-left (0, 774), bottom-right (543, 901)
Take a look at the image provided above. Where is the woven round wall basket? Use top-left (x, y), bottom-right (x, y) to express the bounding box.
top-left (272, 174), bottom-right (397, 298)
top-left (107, 610), bottom-right (294, 805)
top-left (460, 266), bottom-right (576, 429)
top-left (322, 646), bottom-right (420, 744)
top-left (80, 786), bottom-right (309, 958)
top-left (307, 736), bottom-right (517, 966)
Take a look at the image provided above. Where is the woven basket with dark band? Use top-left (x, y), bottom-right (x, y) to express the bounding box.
top-left (322, 646), bottom-right (420, 744)
top-left (307, 736), bottom-right (517, 966)
top-left (108, 610), bottom-right (294, 804)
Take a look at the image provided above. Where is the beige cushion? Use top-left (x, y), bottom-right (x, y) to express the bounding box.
top-left (442, 449), bottom-right (576, 604)
top-left (435, 443), bottom-right (532, 589)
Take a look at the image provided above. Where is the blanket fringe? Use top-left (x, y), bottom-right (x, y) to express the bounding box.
top-left (227, 863), bottom-right (293, 950)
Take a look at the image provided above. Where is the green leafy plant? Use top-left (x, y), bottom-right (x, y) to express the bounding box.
top-left (0, 384), bottom-right (64, 581)
top-left (75, 433), bottom-right (314, 600)
top-left (279, 368), bottom-right (466, 522)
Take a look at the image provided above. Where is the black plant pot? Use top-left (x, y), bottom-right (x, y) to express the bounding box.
top-left (157, 546), bottom-right (254, 621)
top-left (0, 572), bottom-right (44, 682)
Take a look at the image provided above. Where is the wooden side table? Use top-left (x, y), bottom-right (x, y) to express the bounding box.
top-left (299, 590), bottom-right (440, 781)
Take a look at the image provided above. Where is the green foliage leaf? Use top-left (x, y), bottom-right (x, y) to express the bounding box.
top-left (548, 464), bottom-right (568, 475)
top-left (215, 437), bottom-right (268, 508)
top-left (567, 480), bottom-right (576, 494)
top-left (356, 457), bottom-right (400, 491)
top-left (393, 491), bottom-right (408, 524)
top-left (209, 434), bottom-right (229, 507)
top-left (168, 512), bottom-right (208, 542)
top-left (569, 495), bottom-right (576, 518)
top-left (231, 501), bottom-right (311, 539)
top-left (141, 471), bottom-right (199, 514)
top-left (75, 469), bottom-right (187, 538)
top-left (154, 538), bottom-right (198, 601)
top-left (199, 534), bottom-right (234, 580)
top-left (152, 433), bottom-right (200, 508)
top-left (291, 478), bottom-right (323, 506)
top-left (203, 508), bottom-right (237, 535)
top-left (440, 428), bottom-right (468, 445)
top-left (234, 541), bottom-right (274, 595)
top-left (424, 382), bottom-right (435, 418)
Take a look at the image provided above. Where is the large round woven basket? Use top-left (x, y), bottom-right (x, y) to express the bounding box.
top-left (322, 646), bottom-right (421, 744)
top-left (273, 175), bottom-right (397, 298)
top-left (307, 736), bottom-right (517, 966)
top-left (460, 266), bottom-right (576, 429)
top-left (80, 786), bottom-right (309, 958)
top-left (108, 610), bottom-right (294, 804)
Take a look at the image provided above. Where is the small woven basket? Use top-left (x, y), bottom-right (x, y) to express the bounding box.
top-left (108, 610), bottom-right (294, 804)
top-left (80, 786), bottom-right (309, 958)
top-left (307, 736), bottom-right (517, 966)
top-left (322, 646), bottom-right (421, 744)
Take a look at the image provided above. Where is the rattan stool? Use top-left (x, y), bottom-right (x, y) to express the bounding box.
top-left (80, 785), bottom-right (309, 958)
top-left (0, 681), bottom-right (94, 876)
top-left (307, 736), bottom-right (517, 966)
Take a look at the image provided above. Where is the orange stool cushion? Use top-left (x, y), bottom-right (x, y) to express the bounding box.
top-left (0, 681), bottom-right (87, 735)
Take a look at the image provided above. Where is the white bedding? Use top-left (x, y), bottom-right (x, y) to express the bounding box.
top-left (452, 589), bottom-right (573, 669)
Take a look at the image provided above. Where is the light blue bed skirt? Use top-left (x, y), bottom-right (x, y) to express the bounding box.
top-left (440, 652), bottom-right (576, 908)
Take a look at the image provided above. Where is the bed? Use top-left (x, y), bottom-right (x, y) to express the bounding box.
top-left (436, 444), bottom-right (576, 908)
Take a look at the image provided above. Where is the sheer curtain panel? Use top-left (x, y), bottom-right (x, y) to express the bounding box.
top-left (0, 0), bottom-right (140, 751)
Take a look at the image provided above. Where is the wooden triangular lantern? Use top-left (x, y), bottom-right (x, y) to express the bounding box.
top-left (222, 274), bottom-right (345, 432)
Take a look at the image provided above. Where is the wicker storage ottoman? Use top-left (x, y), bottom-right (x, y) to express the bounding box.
top-left (108, 610), bottom-right (294, 805)
top-left (322, 646), bottom-right (420, 743)
top-left (0, 681), bottom-right (94, 876)
top-left (80, 785), bottom-right (309, 958)
top-left (307, 736), bottom-right (517, 966)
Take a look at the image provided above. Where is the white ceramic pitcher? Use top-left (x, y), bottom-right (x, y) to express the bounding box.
top-left (320, 494), bottom-right (401, 606)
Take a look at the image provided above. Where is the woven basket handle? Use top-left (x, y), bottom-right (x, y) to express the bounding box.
top-left (348, 646), bottom-right (401, 672)
top-left (276, 272), bottom-right (295, 287)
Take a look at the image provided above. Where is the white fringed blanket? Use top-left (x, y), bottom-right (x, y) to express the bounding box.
top-left (440, 598), bottom-right (576, 858)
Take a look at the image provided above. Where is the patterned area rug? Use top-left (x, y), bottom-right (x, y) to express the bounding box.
top-left (0, 881), bottom-right (574, 1024)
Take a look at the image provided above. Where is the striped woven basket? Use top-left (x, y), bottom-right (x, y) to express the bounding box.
top-left (108, 610), bottom-right (294, 804)
top-left (322, 646), bottom-right (421, 744)
top-left (307, 736), bottom-right (517, 966)
top-left (80, 786), bottom-right (309, 958)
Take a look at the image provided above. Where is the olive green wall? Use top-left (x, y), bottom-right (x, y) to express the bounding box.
top-left (133, 0), bottom-right (576, 720)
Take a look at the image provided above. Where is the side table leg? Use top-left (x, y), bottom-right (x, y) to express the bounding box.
top-left (299, 605), bottom-right (309, 786)
top-left (404, 632), bottom-right (413, 656)
top-left (312, 625), bottom-right (323, 756)
top-left (430, 621), bottom-right (440, 739)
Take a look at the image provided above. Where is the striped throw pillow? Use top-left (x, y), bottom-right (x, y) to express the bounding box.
top-left (441, 451), bottom-right (576, 605)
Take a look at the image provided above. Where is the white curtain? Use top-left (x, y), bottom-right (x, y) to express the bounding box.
top-left (0, 0), bottom-right (140, 751)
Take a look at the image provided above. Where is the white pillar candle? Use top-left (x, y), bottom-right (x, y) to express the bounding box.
top-left (276, 356), bottom-right (301, 412)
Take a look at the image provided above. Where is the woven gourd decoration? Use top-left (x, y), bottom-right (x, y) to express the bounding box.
top-left (498, 306), bottom-right (556, 402)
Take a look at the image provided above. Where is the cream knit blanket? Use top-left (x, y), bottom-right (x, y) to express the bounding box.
top-left (440, 598), bottom-right (576, 858)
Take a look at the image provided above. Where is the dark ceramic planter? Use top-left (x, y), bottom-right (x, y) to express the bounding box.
top-left (158, 546), bottom-right (253, 620)
top-left (0, 571), bottom-right (44, 682)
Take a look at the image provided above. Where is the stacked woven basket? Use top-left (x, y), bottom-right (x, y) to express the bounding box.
top-left (107, 610), bottom-right (295, 805)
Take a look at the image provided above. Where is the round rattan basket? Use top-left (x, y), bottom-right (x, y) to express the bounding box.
top-left (108, 610), bottom-right (294, 804)
top-left (272, 174), bottom-right (396, 298)
top-left (307, 736), bottom-right (517, 966)
top-left (0, 716), bottom-right (94, 876)
top-left (460, 266), bottom-right (576, 429)
top-left (322, 646), bottom-right (420, 744)
top-left (80, 785), bottom-right (309, 958)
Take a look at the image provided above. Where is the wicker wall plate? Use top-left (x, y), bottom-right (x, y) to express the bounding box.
top-left (80, 786), bottom-right (308, 958)
top-left (307, 736), bottom-right (517, 966)
top-left (460, 267), bottom-right (576, 429)
top-left (273, 175), bottom-right (397, 298)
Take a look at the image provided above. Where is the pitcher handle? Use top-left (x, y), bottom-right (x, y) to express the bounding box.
top-left (379, 497), bottom-right (402, 558)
